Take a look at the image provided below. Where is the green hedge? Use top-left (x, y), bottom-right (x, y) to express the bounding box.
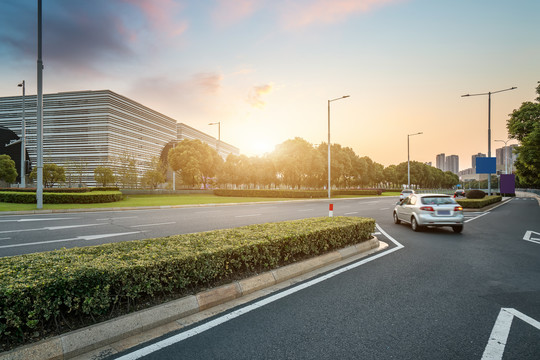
top-left (0, 217), bottom-right (374, 349)
top-left (0, 191), bottom-right (122, 204)
top-left (0, 187), bottom-right (119, 193)
top-left (213, 189), bottom-right (381, 198)
top-left (457, 195), bottom-right (502, 208)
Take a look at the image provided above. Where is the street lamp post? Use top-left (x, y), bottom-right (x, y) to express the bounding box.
top-left (209, 122), bottom-right (221, 157)
top-left (407, 132), bottom-right (422, 188)
top-left (328, 95), bottom-right (350, 199)
top-left (36, 0), bottom-right (44, 209)
top-left (17, 81), bottom-right (26, 188)
top-left (461, 86), bottom-right (516, 196)
top-left (495, 139), bottom-right (510, 174)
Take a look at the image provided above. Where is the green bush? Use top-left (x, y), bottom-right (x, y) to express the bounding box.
top-left (0, 217), bottom-right (374, 349)
top-left (0, 187), bottom-right (119, 193)
top-left (0, 191), bottom-right (122, 204)
top-left (213, 189), bottom-right (382, 198)
top-left (466, 189), bottom-right (486, 199)
top-left (457, 195), bottom-right (502, 208)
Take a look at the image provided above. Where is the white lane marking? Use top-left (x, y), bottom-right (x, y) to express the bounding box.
top-left (115, 223), bottom-right (404, 360)
top-left (380, 208), bottom-right (390, 210)
top-left (131, 222), bottom-right (176, 228)
top-left (96, 216), bottom-right (138, 221)
top-left (0, 217), bottom-right (79, 223)
top-left (0, 237), bottom-right (10, 241)
top-left (523, 230), bottom-right (540, 244)
top-left (0, 223), bottom-right (106, 234)
top-left (194, 210), bottom-right (221, 214)
top-left (0, 231), bottom-right (141, 249)
top-left (465, 212), bottom-right (490, 223)
top-left (344, 212), bottom-right (358, 215)
top-left (297, 209), bottom-right (314, 212)
top-left (482, 308), bottom-right (540, 360)
top-left (235, 214), bottom-right (262, 218)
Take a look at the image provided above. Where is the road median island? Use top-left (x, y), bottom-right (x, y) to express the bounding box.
top-left (456, 195), bottom-right (502, 209)
top-left (0, 216), bottom-right (375, 357)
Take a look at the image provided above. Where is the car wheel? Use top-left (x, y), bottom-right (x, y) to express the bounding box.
top-left (393, 212), bottom-right (401, 224)
top-left (411, 217), bottom-right (421, 232)
top-left (452, 225), bottom-right (463, 233)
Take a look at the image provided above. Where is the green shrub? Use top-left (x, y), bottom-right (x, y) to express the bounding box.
top-left (466, 189), bottom-right (486, 199)
top-left (0, 191), bottom-right (122, 204)
top-left (0, 217), bottom-right (374, 349)
top-left (213, 189), bottom-right (382, 198)
top-left (457, 195), bottom-right (502, 208)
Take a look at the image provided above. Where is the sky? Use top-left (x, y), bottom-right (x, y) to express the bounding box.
top-left (0, 0), bottom-right (538, 170)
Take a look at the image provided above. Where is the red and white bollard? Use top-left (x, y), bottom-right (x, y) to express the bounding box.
top-left (329, 203), bottom-right (334, 217)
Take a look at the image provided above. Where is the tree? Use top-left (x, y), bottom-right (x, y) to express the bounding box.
top-left (94, 166), bottom-right (116, 187)
top-left (0, 154), bottom-right (17, 184)
top-left (141, 157), bottom-right (165, 189)
top-left (507, 82), bottom-right (540, 187)
top-left (168, 139), bottom-right (218, 188)
top-left (114, 151), bottom-right (138, 189)
top-left (29, 163), bottom-right (66, 188)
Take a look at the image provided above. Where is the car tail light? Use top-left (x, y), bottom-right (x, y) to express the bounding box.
top-left (454, 206), bottom-right (463, 211)
top-left (420, 206), bottom-right (434, 211)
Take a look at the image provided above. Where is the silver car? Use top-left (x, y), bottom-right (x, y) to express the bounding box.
top-left (393, 193), bottom-right (464, 233)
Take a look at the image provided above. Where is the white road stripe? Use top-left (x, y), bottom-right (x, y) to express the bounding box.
top-left (235, 214), bottom-right (261, 218)
top-left (0, 217), bottom-right (79, 223)
top-left (297, 209), bottom-right (314, 212)
top-left (0, 231), bottom-right (141, 249)
top-left (344, 212), bottom-right (358, 215)
top-left (0, 223), bottom-right (106, 234)
top-left (115, 224), bottom-right (404, 360)
top-left (0, 237), bottom-right (10, 241)
top-left (96, 216), bottom-right (138, 221)
top-left (131, 222), bottom-right (176, 228)
top-left (465, 212), bottom-right (490, 223)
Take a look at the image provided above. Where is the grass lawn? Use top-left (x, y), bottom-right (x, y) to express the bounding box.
top-left (0, 192), bottom-right (400, 212)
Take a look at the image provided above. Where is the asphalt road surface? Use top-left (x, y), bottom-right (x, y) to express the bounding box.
top-left (1, 197), bottom-right (539, 359)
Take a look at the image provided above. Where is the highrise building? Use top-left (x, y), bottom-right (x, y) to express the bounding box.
top-left (472, 153), bottom-right (486, 171)
top-left (445, 155), bottom-right (459, 175)
top-left (436, 153), bottom-right (446, 171)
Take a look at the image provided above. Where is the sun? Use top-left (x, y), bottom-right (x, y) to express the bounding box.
top-left (249, 139), bottom-right (276, 156)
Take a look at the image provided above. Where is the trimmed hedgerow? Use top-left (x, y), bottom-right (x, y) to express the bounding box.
top-left (213, 189), bottom-right (382, 198)
top-left (0, 217), bottom-right (375, 349)
top-left (0, 191), bottom-right (122, 204)
top-left (0, 187), bottom-right (119, 193)
top-left (465, 189), bottom-right (486, 199)
top-left (457, 195), bottom-right (502, 208)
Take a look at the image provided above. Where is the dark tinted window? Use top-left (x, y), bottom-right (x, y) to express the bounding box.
top-left (421, 196), bottom-right (456, 205)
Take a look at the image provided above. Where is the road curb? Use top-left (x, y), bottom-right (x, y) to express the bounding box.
top-left (0, 238), bottom-right (380, 360)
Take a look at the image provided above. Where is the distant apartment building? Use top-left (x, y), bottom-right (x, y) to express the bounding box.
top-left (495, 145), bottom-right (517, 174)
top-left (0, 90), bottom-right (239, 186)
top-left (436, 153), bottom-right (446, 171)
top-left (445, 155), bottom-right (459, 175)
top-left (471, 153), bottom-right (486, 172)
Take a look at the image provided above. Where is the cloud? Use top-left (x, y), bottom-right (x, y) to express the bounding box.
top-left (247, 83), bottom-right (273, 109)
top-left (121, 0), bottom-right (188, 37)
top-left (280, 0), bottom-right (403, 28)
top-left (193, 73), bottom-right (223, 94)
top-left (212, 0), bottom-right (261, 27)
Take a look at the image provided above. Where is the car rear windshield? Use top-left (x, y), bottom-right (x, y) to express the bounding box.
top-left (420, 196), bottom-right (456, 205)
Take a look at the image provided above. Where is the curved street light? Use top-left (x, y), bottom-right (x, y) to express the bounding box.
top-left (328, 95), bottom-right (350, 198)
top-left (494, 139), bottom-right (511, 174)
top-left (461, 86), bottom-right (517, 195)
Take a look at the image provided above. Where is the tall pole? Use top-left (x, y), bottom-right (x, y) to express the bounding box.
top-left (36, 0), bottom-right (44, 209)
top-left (495, 139), bottom-right (510, 174)
top-left (407, 132), bottom-right (422, 188)
top-left (327, 96), bottom-right (349, 199)
top-left (18, 81), bottom-right (26, 187)
top-left (461, 86), bottom-right (516, 196)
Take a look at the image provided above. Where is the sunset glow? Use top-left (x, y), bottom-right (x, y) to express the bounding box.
top-left (0, 0), bottom-right (538, 169)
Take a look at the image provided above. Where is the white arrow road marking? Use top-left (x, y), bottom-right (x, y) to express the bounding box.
top-left (482, 308), bottom-right (540, 360)
top-left (0, 223), bottom-right (106, 234)
top-left (0, 217), bottom-right (79, 223)
top-left (523, 230), bottom-right (540, 244)
top-left (0, 231), bottom-right (141, 249)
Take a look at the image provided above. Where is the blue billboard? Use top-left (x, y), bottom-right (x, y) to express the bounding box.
top-left (476, 157), bottom-right (496, 174)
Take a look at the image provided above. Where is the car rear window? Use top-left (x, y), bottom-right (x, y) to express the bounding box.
top-left (403, 190), bottom-right (413, 194)
top-left (421, 196), bottom-right (456, 205)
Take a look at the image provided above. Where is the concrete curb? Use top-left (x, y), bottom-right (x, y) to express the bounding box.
top-left (0, 238), bottom-right (380, 360)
